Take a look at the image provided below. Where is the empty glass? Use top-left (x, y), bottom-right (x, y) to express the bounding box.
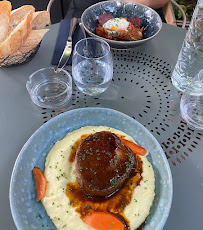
top-left (72, 37), bottom-right (113, 96)
top-left (26, 67), bottom-right (72, 108)
top-left (180, 69), bottom-right (203, 130)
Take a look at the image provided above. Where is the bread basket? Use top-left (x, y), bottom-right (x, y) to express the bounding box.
top-left (0, 42), bottom-right (41, 68)
top-left (0, 1), bottom-right (50, 68)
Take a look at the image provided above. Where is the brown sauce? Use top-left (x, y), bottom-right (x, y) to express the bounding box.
top-left (67, 133), bottom-right (144, 229)
top-left (69, 134), bottom-right (89, 163)
top-left (75, 131), bottom-right (137, 198)
top-left (69, 133), bottom-right (127, 163)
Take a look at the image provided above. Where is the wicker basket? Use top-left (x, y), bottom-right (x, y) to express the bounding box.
top-left (0, 43), bottom-right (41, 68)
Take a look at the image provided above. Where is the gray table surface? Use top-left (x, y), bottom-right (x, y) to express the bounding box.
top-left (0, 23), bottom-right (202, 230)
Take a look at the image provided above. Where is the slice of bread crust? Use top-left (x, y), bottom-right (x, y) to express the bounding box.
top-left (10, 29), bottom-right (49, 57)
top-left (10, 5), bottom-right (35, 28)
top-left (32, 11), bottom-right (50, 30)
top-left (0, 1), bottom-right (11, 43)
top-left (18, 29), bottom-right (49, 54)
top-left (0, 10), bottom-right (33, 58)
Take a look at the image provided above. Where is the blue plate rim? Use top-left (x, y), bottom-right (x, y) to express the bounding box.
top-left (9, 107), bottom-right (173, 230)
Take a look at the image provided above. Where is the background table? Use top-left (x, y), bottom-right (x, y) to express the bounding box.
top-left (1, 23), bottom-right (202, 230)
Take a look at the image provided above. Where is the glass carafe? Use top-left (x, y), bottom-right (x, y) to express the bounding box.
top-left (172, 0), bottom-right (203, 92)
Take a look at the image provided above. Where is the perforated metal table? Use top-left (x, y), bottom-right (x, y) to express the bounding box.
top-left (0, 23), bottom-right (202, 230)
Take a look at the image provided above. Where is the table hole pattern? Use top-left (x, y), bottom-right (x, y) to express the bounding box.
top-left (40, 50), bottom-right (202, 167)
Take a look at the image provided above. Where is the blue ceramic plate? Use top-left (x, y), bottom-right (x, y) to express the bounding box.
top-left (10, 108), bottom-right (172, 230)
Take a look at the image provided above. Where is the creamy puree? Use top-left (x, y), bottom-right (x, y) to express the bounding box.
top-left (42, 126), bottom-right (155, 230)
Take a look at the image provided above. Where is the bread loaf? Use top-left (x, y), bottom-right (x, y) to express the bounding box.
top-left (0, 1), bottom-right (11, 43)
top-left (10, 5), bottom-right (35, 28)
top-left (32, 11), bottom-right (50, 30)
top-left (0, 10), bottom-right (33, 58)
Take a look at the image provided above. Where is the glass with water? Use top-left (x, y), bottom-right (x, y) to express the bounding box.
top-left (72, 37), bottom-right (113, 96)
top-left (180, 69), bottom-right (203, 130)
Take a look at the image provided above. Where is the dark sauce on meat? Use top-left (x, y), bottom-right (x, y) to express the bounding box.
top-left (66, 132), bottom-right (144, 229)
top-left (69, 134), bottom-right (89, 163)
top-left (75, 132), bottom-right (136, 198)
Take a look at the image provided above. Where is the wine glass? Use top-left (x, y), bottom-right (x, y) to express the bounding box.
top-left (180, 69), bottom-right (203, 130)
top-left (72, 37), bottom-right (113, 96)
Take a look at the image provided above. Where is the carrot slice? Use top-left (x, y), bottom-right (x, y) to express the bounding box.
top-left (120, 137), bottom-right (147, 156)
top-left (32, 167), bottom-right (47, 201)
top-left (83, 212), bottom-right (125, 230)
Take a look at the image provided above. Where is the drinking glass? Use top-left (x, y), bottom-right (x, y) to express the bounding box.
top-left (180, 69), bottom-right (203, 130)
top-left (72, 37), bottom-right (113, 96)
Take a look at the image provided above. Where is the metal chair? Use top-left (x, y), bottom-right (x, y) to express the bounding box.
top-left (47, 0), bottom-right (55, 15)
top-left (163, 0), bottom-right (187, 28)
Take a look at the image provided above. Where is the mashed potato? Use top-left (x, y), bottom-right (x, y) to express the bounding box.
top-left (42, 126), bottom-right (155, 230)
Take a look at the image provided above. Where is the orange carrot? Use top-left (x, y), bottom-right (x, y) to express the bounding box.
top-left (32, 167), bottom-right (47, 202)
top-left (83, 212), bottom-right (125, 230)
top-left (120, 137), bottom-right (147, 156)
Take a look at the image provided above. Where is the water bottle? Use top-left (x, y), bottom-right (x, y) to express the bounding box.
top-left (172, 0), bottom-right (203, 92)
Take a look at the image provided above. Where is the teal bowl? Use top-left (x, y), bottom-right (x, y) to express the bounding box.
top-left (10, 108), bottom-right (172, 230)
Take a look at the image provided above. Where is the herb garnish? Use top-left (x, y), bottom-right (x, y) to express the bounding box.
top-left (110, 174), bottom-right (119, 187)
top-left (120, 200), bottom-right (126, 210)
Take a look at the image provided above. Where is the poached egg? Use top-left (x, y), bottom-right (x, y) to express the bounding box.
top-left (103, 17), bottom-right (130, 32)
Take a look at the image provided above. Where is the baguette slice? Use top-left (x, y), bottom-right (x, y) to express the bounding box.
top-left (0, 11), bottom-right (33, 58)
top-left (0, 1), bottom-right (11, 43)
top-left (32, 11), bottom-right (50, 30)
top-left (15, 29), bottom-right (49, 54)
top-left (10, 5), bottom-right (35, 28)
